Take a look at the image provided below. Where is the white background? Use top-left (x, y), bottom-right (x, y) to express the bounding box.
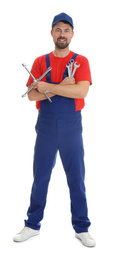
top-left (0, 0), bottom-right (116, 258)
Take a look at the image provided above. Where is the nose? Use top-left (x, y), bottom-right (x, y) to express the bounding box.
top-left (59, 30), bottom-right (65, 38)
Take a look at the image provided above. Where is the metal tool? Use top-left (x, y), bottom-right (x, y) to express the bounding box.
top-left (71, 62), bottom-right (80, 78)
top-left (66, 59), bottom-right (73, 79)
top-left (66, 60), bottom-right (80, 79)
top-left (22, 64), bottom-right (52, 102)
top-left (66, 64), bottom-right (72, 79)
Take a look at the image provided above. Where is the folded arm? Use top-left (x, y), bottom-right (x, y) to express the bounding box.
top-left (49, 77), bottom-right (90, 99)
top-left (27, 86), bottom-right (55, 101)
top-left (28, 77), bottom-right (90, 101)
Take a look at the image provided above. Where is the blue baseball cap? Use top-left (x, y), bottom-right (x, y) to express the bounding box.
top-left (52, 12), bottom-right (74, 29)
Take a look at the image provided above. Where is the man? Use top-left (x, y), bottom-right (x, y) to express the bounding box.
top-left (13, 13), bottom-right (95, 247)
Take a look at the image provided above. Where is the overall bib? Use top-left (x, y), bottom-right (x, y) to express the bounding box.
top-left (25, 53), bottom-right (91, 233)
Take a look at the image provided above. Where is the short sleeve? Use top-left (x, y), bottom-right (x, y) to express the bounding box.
top-left (75, 56), bottom-right (92, 85)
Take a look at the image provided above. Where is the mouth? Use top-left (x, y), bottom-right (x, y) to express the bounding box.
top-left (58, 38), bottom-right (66, 43)
top-left (55, 38), bottom-right (69, 49)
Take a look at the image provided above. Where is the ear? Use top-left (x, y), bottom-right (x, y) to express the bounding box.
top-left (51, 30), bottom-right (53, 37)
top-left (72, 31), bottom-right (74, 38)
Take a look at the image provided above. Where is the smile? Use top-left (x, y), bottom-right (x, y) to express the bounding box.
top-left (58, 39), bottom-right (66, 43)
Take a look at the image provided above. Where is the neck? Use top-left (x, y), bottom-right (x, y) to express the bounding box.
top-left (53, 47), bottom-right (70, 57)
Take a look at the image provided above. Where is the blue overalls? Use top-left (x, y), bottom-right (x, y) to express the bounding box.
top-left (25, 53), bottom-right (91, 233)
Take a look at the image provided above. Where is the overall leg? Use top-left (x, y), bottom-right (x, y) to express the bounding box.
top-left (58, 113), bottom-right (91, 233)
top-left (25, 117), bottom-right (57, 230)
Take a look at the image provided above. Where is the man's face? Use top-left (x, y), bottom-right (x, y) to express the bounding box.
top-left (51, 22), bottom-right (74, 49)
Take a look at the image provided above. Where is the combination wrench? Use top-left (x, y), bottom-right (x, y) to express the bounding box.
top-left (66, 60), bottom-right (80, 79)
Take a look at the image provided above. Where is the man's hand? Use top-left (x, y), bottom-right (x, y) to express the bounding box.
top-left (61, 77), bottom-right (76, 85)
top-left (32, 81), bottom-right (50, 94)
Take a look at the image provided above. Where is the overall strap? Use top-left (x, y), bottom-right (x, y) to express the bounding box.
top-left (45, 54), bottom-right (51, 83)
top-left (63, 53), bottom-right (79, 79)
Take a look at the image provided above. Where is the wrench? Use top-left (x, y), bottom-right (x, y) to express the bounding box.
top-left (66, 64), bottom-right (72, 79)
top-left (22, 64), bottom-right (52, 103)
top-left (66, 60), bottom-right (80, 79)
top-left (66, 59), bottom-right (74, 79)
top-left (71, 62), bottom-right (80, 78)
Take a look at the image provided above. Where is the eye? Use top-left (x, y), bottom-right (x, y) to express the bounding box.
top-left (56, 28), bottom-right (61, 32)
top-left (65, 29), bottom-right (70, 33)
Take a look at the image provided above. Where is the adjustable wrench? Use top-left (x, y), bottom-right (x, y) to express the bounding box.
top-left (22, 64), bottom-right (52, 102)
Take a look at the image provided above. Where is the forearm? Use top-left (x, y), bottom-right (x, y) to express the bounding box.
top-left (50, 81), bottom-right (90, 99)
top-left (27, 86), bottom-right (55, 101)
top-left (50, 83), bottom-right (79, 98)
top-left (31, 79), bottom-right (90, 100)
